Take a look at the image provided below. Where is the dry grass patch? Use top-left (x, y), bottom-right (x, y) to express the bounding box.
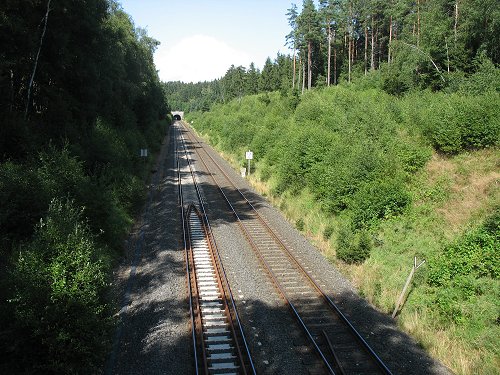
top-left (429, 149), bottom-right (500, 232)
top-left (437, 170), bottom-right (499, 230)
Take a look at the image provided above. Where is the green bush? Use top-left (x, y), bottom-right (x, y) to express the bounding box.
top-left (428, 211), bottom-right (499, 287)
top-left (336, 226), bottom-right (373, 264)
top-left (428, 211), bottom-right (499, 325)
top-left (418, 93), bottom-right (499, 153)
top-left (9, 199), bottom-right (111, 373)
top-left (351, 179), bottom-right (412, 228)
top-left (295, 218), bottom-right (305, 231)
top-left (323, 225), bottom-right (334, 240)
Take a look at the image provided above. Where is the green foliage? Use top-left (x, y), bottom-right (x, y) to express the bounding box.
top-left (351, 179), bottom-right (412, 228)
top-left (400, 91), bottom-right (500, 154)
top-left (427, 211), bottom-right (499, 326)
top-left (9, 199), bottom-right (111, 373)
top-left (0, 2), bottom-right (168, 373)
top-left (323, 224), bottom-right (334, 240)
top-left (428, 211), bottom-right (499, 287)
top-left (336, 226), bottom-right (373, 264)
top-left (454, 53), bottom-right (500, 95)
top-left (295, 218), bottom-right (305, 231)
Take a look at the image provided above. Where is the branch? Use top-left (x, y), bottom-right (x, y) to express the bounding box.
top-left (25, 0), bottom-right (51, 119)
top-left (398, 41), bottom-right (446, 82)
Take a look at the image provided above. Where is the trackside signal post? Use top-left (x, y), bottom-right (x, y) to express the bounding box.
top-left (245, 150), bottom-right (253, 175)
top-left (140, 148), bottom-right (148, 163)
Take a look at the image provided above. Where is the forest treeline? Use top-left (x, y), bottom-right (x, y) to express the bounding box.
top-left (165, 0), bottom-right (499, 111)
top-left (0, 0), bottom-right (169, 373)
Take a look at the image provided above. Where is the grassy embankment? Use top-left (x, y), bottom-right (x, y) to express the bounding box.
top-left (187, 86), bottom-right (499, 374)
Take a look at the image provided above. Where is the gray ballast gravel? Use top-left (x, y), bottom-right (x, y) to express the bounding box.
top-left (106, 127), bottom-right (192, 375)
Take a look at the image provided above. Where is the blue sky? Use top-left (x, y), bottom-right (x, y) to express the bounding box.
top-left (119, 0), bottom-right (302, 82)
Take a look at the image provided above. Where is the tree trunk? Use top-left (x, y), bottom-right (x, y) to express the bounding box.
top-left (297, 55), bottom-right (301, 92)
top-left (292, 49), bottom-right (296, 89)
top-left (371, 17), bottom-right (375, 70)
top-left (333, 30), bottom-right (337, 84)
top-left (364, 26), bottom-right (368, 74)
top-left (348, 37), bottom-right (352, 83)
top-left (334, 45), bottom-right (337, 85)
top-left (302, 56), bottom-right (306, 94)
top-left (454, 0), bottom-right (459, 43)
top-left (417, 0), bottom-right (421, 48)
top-left (388, 15), bottom-right (393, 63)
top-left (327, 25), bottom-right (331, 86)
top-left (25, 0), bottom-right (51, 119)
top-left (307, 40), bottom-right (312, 90)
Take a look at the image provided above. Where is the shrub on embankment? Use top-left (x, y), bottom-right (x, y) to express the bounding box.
top-left (187, 84), bottom-right (499, 374)
top-left (190, 87), bottom-right (436, 259)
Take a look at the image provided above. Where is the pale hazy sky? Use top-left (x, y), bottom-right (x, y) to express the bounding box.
top-left (119, 0), bottom-right (302, 83)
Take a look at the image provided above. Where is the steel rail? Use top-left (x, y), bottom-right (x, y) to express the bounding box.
top-left (176, 124), bottom-right (256, 375)
top-left (175, 128), bottom-right (201, 375)
top-left (184, 123), bottom-right (393, 375)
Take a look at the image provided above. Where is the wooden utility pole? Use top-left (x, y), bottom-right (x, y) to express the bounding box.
top-left (392, 257), bottom-right (426, 318)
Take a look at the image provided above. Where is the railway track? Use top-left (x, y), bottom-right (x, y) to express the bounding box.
top-left (181, 122), bottom-right (393, 375)
top-left (176, 123), bottom-right (255, 375)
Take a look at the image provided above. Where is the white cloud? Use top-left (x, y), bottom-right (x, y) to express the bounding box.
top-left (155, 35), bottom-right (251, 83)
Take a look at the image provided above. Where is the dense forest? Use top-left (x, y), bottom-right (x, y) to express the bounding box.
top-left (0, 0), bottom-right (169, 373)
top-left (184, 1), bottom-right (499, 374)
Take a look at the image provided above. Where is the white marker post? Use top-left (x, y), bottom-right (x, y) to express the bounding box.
top-left (140, 149), bottom-right (148, 163)
top-left (245, 150), bottom-right (253, 176)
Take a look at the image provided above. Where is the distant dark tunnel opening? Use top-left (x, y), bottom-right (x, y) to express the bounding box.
top-left (173, 114), bottom-right (181, 121)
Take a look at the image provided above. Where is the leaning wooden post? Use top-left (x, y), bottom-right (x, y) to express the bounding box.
top-left (392, 257), bottom-right (425, 318)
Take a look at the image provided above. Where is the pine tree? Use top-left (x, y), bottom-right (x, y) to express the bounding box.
top-left (297, 0), bottom-right (322, 89)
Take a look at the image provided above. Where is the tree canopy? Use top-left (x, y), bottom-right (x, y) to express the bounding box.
top-left (0, 1), bottom-right (169, 372)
